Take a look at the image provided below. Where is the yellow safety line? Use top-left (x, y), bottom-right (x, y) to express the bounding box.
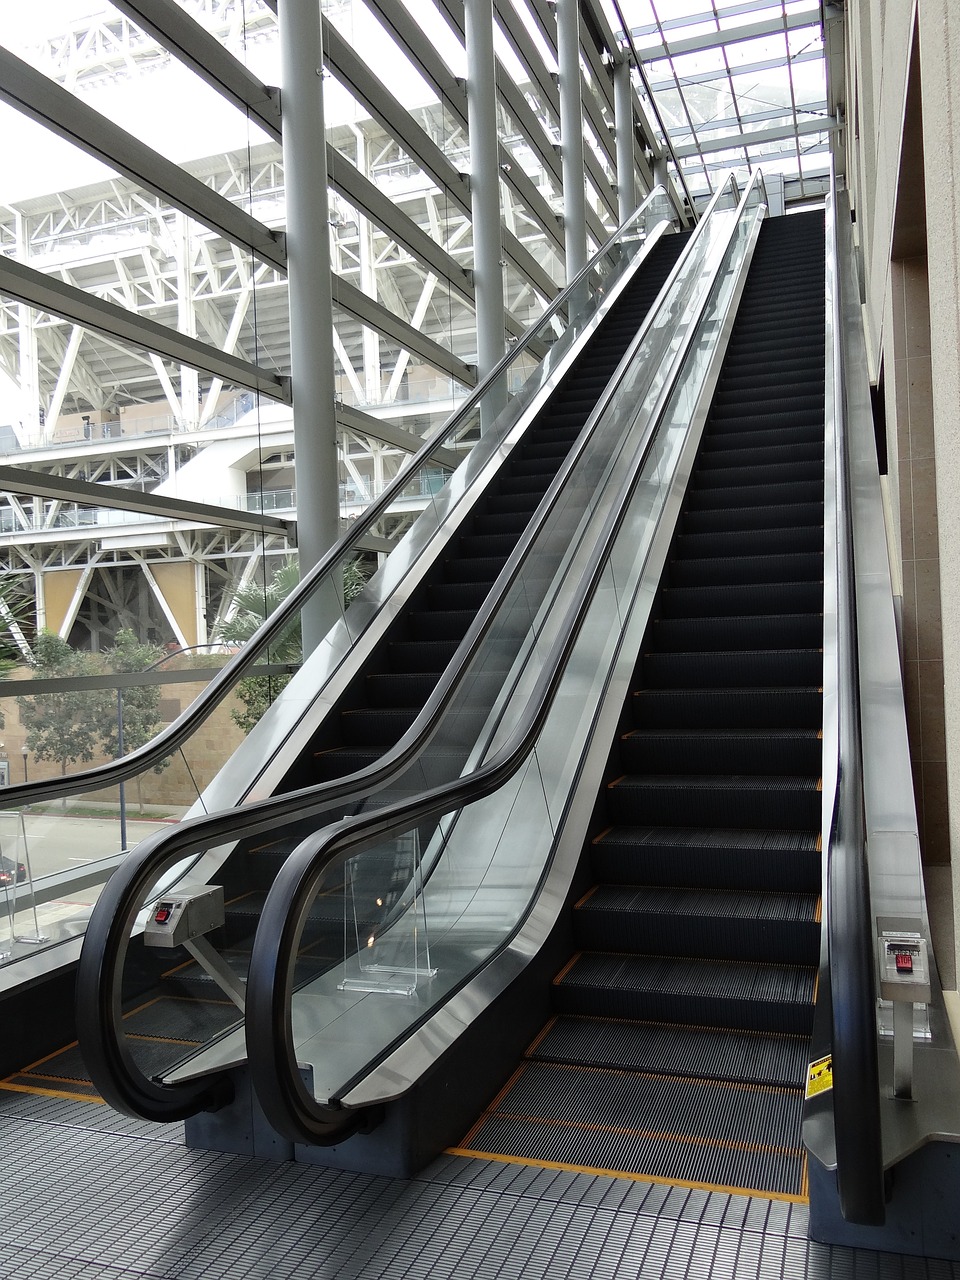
top-left (444, 1147), bottom-right (808, 1204)
top-left (0, 1081), bottom-right (106, 1105)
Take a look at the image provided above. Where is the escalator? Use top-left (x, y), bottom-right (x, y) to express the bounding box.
top-left (66, 211), bottom-right (695, 1106)
top-left (453, 211), bottom-right (825, 1198)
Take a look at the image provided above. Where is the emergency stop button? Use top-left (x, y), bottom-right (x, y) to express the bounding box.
top-left (155, 905), bottom-right (172, 924)
top-left (895, 952), bottom-right (914, 974)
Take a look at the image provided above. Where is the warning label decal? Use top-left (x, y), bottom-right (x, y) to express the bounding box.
top-left (805, 1055), bottom-right (834, 1099)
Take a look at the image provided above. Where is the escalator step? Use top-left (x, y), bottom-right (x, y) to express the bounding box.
top-left (555, 951), bottom-right (816, 1033)
top-left (442, 556), bottom-right (503, 584)
top-left (684, 480), bottom-right (824, 510)
top-left (672, 525), bottom-right (823, 558)
top-left (407, 609), bottom-right (476, 640)
top-left (342, 706), bottom-right (418, 745)
top-left (457, 533), bottom-right (517, 558)
top-left (461, 1060), bottom-right (805, 1196)
top-left (470, 510), bottom-right (531, 536)
top-left (642, 648), bottom-right (822, 688)
top-left (659, 581), bottom-right (823, 619)
top-left (387, 640), bottom-right (459, 672)
top-left (314, 746), bottom-right (381, 781)
top-left (618, 728), bottom-right (821, 775)
top-left (590, 825), bottom-right (820, 892)
top-left (650, 613), bottom-right (823, 651)
top-left (633, 687), bottom-right (822, 729)
top-left (532, 1015), bottom-right (810, 1088)
top-left (573, 884), bottom-right (819, 963)
top-left (364, 672), bottom-right (439, 707)
top-left (604, 774), bottom-right (821, 829)
top-left (696, 441), bottom-right (823, 470)
top-left (667, 551), bottom-right (823, 588)
top-left (691, 461), bottom-right (823, 491)
top-left (680, 501), bottom-right (823, 534)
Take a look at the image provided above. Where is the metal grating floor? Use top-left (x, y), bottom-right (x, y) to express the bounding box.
top-left (0, 1089), bottom-right (958, 1278)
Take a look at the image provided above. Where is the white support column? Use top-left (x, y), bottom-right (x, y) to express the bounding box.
top-left (465, 0), bottom-right (507, 430)
top-left (355, 132), bottom-right (383, 406)
top-left (614, 57), bottom-right (637, 224)
top-left (176, 212), bottom-right (200, 429)
top-left (16, 213), bottom-right (42, 449)
top-left (279, 0), bottom-right (340, 651)
top-left (557, 0), bottom-right (588, 287)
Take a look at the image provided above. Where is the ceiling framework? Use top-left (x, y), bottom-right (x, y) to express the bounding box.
top-left (604, 0), bottom-right (832, 207)
top-left (0, 0), bottom-right (685, 647)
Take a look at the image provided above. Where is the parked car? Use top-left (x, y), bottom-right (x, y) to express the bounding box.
top-left (0, 856), bottom-right (26, 886)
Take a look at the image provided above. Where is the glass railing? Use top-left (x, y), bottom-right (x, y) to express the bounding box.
top-left (240, 172), bottom-right (768, 1141)
top-left (72, 173), bottom-right (765, 1123)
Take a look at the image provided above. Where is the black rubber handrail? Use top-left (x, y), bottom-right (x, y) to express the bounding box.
top-left (0, 188), bottom-right (676, 815)
top-left (243, 174), bottom-right (765, 1144)
top-left (823, 175), bottom-right (884, 1224)
top-left (76, 173), bottom-right (744, 1123)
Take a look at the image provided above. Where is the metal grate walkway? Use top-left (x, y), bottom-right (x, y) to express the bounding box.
top-left (0, 1088), bottom-right (957, 1279)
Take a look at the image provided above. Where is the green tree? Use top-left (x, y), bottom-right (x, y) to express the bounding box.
top-left (17, 632), bottom-right (112, 783)
top-left (217, 557), bottom-right (370, 733)
top-left (100, 629), bottom-right (170, 813)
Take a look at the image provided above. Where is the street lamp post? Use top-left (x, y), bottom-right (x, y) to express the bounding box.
top-left (21, 746), bottom-right (27, 783)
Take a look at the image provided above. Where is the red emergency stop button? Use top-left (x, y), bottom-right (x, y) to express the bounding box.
top-left (155, 906), bottom-right (172, 924)
top-left (895, 952), bottom-right (914, 974)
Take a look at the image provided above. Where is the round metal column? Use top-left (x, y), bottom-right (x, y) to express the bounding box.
top-left (614, 57), bottom-right (637, 225)
top-left (557, 0), bottom-right (588, 286)
top-left (279, 0), bottom-right (340, 650)
top-left (465, 0), bottom-right (506, 430)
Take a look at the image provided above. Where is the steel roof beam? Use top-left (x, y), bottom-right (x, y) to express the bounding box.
top-left (0, 465), bottom-right (291, 536)
top-left (0, 255), bottom-right (290, 405)
top-left (0, 47), bottom-right (285, 274)
top-left (673, 116), bottom-right (835, 158)
top-left (109, 0), bottom-right (283, 141)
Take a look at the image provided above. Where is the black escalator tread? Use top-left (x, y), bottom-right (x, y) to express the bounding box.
top-left (659, 580), bottom-right (823, 619)
top-left (668, 552), bottom-right (822, 587)
top-left (573, 884), bottom-right (818, 964)
top-left (691, 458), bottom-right (822, 487)
top-left (122, 994), bottom-right (240, 1042)
top-left (619, 728), bottom-right (821, 776)
top-left (408, 609), bottom-right (476, 639)
top-left (651, 614), bottom-right (822, 651)
top-left (642, 648), bottom-right (822, 688)
top-left (442, 556), bottom-right (505, 583)
top-left (387, 639), bottom-right (459, 671)
top-left (555, 952), bottom-right (816, 1035)
top-left (633, 687), bottom-right (822, 730)
top-left (696, 440), bottom-right (823, 469)
top-left (532, 1015), bottom-right (810, 1088)
top-left (681, 502), bottom-right (823, 535)
top-left (342, 706), bottom-right (418, 745)
top-left (364, 672), bottom-right (440, 707)
top-left (590, 826), bottom-right (820, 893)
top-left (684, 480), bottom-right (824, 511)
top-left (462, 1061), bottom-right (805, 1196)
top-left (673, 527), bottom-right (822, 559)
top-left (314, 747), bottom-right (381, 780)
top-left (604, 774), bottom-right (820, 830)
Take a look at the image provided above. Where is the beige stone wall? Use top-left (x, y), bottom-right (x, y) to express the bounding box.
top-left (845, 0), bottom-right (960, 981)
top-left (0, 671), bottom-right (246, 810)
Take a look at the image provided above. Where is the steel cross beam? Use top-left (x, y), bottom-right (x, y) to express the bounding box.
top-left (0, 255), bottom-right (290, 405)
top-left (0, 465), bottom-right (292, 536)
top-left (0, 47), bottom-right (285, 274)
top-left (109, 0), bottom-right (283, 140)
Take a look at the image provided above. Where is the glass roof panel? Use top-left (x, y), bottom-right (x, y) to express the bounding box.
top-left (601, 0), bottom-right (830, 206)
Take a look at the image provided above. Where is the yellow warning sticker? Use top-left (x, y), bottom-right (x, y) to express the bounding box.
top-left (806, 1055), bottom-right (833, 1098)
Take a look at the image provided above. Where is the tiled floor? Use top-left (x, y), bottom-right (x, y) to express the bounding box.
top-left (0, 1089), bottom-right (958, 1279)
